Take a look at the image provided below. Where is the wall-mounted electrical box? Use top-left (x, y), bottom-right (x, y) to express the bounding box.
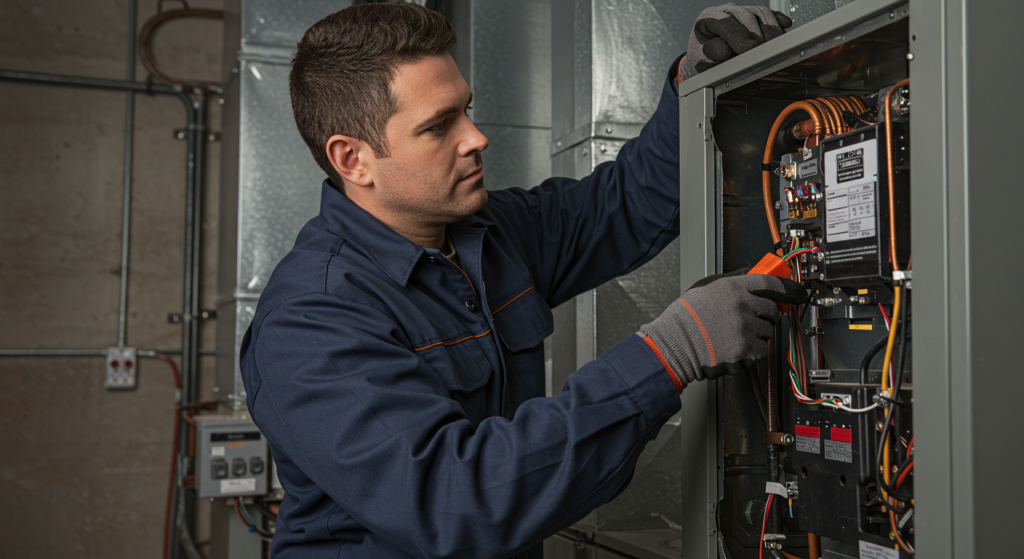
top-left (195, 415), bottom-right (269, 499)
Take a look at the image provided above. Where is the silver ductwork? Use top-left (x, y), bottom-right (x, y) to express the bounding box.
top-left (217, 0), bottom-right (350, 409)
top-left (549, 0), bottom-right (723, 534)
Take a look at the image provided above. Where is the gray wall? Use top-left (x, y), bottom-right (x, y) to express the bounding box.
top-left (0, 0), bottom-right (224, 556)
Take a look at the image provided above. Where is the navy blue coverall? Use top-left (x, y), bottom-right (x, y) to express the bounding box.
top-left (240, 59), bottom-right (684, 559)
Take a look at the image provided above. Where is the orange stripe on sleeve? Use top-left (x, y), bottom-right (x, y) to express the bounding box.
top-left (641, 333), bottom-right (683, 394)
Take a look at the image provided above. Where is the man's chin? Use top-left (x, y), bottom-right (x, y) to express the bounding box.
top-left (465, 182), bottom-right (489, 214)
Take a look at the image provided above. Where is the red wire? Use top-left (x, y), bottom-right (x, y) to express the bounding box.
top-left (760, 493), bottom-right (773, 559)
top-left (154, 353), bottom-right (181, 559)
top-left (878, 304), bottom-right (892, 330)
top-left (894, 461), bottom-right (914, 490)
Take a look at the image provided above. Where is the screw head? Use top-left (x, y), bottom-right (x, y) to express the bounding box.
top-left (889, 531), bottom-right (896, 540)
top-left (774, 201), bottom-right (781, 210)
top-left (906, 52), bottom-right (915, 60)
top-left (605, 127), bottom-right (613, 134)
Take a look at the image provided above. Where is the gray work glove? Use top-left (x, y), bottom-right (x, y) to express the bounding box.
top-left (680, 5), bottom-right (794, 81)
top-left (638, 269), bottom-right (807, 390)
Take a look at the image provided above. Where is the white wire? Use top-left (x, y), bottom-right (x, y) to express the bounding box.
top-left (819, 403), bottom-right (876, 411)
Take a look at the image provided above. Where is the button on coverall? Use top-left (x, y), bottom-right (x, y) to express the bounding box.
top-left (240, 59), bottom-right (684, 559)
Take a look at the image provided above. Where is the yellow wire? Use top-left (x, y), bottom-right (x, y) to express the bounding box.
top-left (879, 285), bottom-right (902, 499)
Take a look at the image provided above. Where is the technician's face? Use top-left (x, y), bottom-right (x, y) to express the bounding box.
top-left (373, 54), bottom-right (489, 226)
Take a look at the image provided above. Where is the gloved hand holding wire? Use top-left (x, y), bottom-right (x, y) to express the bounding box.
top-left (638, 270), bottom-right (807, 392)
top-left (680, 5), bottom-right (794, 81)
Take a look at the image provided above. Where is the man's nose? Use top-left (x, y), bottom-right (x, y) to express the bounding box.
top-left (459, 119), bottom-right (489, 157)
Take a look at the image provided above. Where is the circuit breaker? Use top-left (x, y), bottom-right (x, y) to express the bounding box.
top-left (195, 415), bottom-right (269, 499)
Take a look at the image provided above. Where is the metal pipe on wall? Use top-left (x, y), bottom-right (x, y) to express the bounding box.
top-left (118, 0), bottom-right (138, 349)
top-left (0, 67), bottom-right (206, 559)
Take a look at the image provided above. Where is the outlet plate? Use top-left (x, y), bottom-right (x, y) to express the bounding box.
top-left (105, 347), bottom-right (137, 389)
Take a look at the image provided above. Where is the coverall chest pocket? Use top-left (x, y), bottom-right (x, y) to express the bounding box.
top-left (416, 335), bottom-right (494, 393)
top-left (491, 286), bottom-right (554, 403)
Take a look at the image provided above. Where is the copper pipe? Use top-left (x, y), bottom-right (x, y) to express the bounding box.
top-left (808, 532), bottom-right (821, 559)
top-left (763, 102), bottom-right (824, 247)
top-left (808, 99), bottom-right (833, 137)
top-left (780, 550), bottom-right (805, 559)
top-left (884, 79), bottom-right (910, 271)
top-left (818, 98), bottom-right (845, 133)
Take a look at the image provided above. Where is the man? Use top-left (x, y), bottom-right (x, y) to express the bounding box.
top-left (240, 3), bottom-right (797, 558)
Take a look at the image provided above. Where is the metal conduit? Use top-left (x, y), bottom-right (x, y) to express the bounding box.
top-left (0, 65), bottom-right (207, 559)
top-left (118, 0), bottom-right (138, 349)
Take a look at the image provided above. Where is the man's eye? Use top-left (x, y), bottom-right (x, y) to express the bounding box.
top-left (427, 120), bottom-right (447, 133)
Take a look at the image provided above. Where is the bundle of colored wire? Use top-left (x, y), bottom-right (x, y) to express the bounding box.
top-left (782, 247), bottom-right (820, 262)
top-left (879, 286), bottom-right (903, 500)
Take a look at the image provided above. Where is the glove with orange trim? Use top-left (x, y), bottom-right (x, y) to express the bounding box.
top-left (679, 5), bottom-right (793, 81)
top-left (637, 270), bottom-right (807, 392)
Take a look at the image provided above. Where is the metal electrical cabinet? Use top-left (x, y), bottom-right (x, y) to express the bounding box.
top-left (195, 415), bottom-right (269, 499)
top-left (677, 1), bottom-right (1024, 558)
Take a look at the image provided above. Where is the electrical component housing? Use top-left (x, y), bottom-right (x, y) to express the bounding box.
top-left (195, 415), bottom-right (269, 498)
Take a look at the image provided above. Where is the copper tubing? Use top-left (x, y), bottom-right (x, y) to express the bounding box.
top-left (817, 99), bottom-right (838, 135)
top-left (884, 79), bottom-right (910, 271)
top-left (807, 99), bottom-right (833, 137)
top-left (763, 102), bottom-right (824, 247)
top-left (808, 533), bottom-right (821, 559)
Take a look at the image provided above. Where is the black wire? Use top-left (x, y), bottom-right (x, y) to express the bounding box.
top-left (874, 288), bottom-right (912, 510)
top-left (859, 333), bottom-right (890, 385)
top-left (236, 498), bottom-right (274, 538)
top-left (251, 499), bottom-right (278, 521)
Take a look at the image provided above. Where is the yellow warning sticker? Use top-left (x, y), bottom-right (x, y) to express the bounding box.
top-left (849, 324), bottom-right (873, 331)
top-left (789, 211), bottom-right (796, 219)
top-left (802, 209), bottom-right (817, 218)
top-left (228, 443), bottom-right (245, 449)
top-left (857, 289), bottom-right (869, 295)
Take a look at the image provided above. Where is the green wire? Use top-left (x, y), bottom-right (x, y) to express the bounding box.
top-left (782, 247), bottom-right (814, 261)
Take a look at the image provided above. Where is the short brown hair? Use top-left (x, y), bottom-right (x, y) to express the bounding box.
top-left (289, 2), bottom-right (457, 192)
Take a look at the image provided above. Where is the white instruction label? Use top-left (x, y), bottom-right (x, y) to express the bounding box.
top-left (825, 137), bottom-right (879, 243)
top-left (220, 478), bottom-right (256, 494)
top-left (826, 181), bottom-right (877, 242)
top-left (211, 446), bottom-right (225, 457)
top-left (859, 539), bottom-right (899, 559)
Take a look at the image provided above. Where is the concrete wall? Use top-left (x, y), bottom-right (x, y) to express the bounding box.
top-left (0, 1), bottom-right (224, 556)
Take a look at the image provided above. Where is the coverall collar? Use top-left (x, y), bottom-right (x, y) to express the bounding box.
top-left (316, 180), bottom-right (493, 287)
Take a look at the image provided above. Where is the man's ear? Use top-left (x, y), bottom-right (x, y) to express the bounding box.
top-left (326, 134), bottom-right (374, 188)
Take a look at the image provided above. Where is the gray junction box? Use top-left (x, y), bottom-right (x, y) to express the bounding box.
top-left (195, 415), bottom-right (269, 499)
